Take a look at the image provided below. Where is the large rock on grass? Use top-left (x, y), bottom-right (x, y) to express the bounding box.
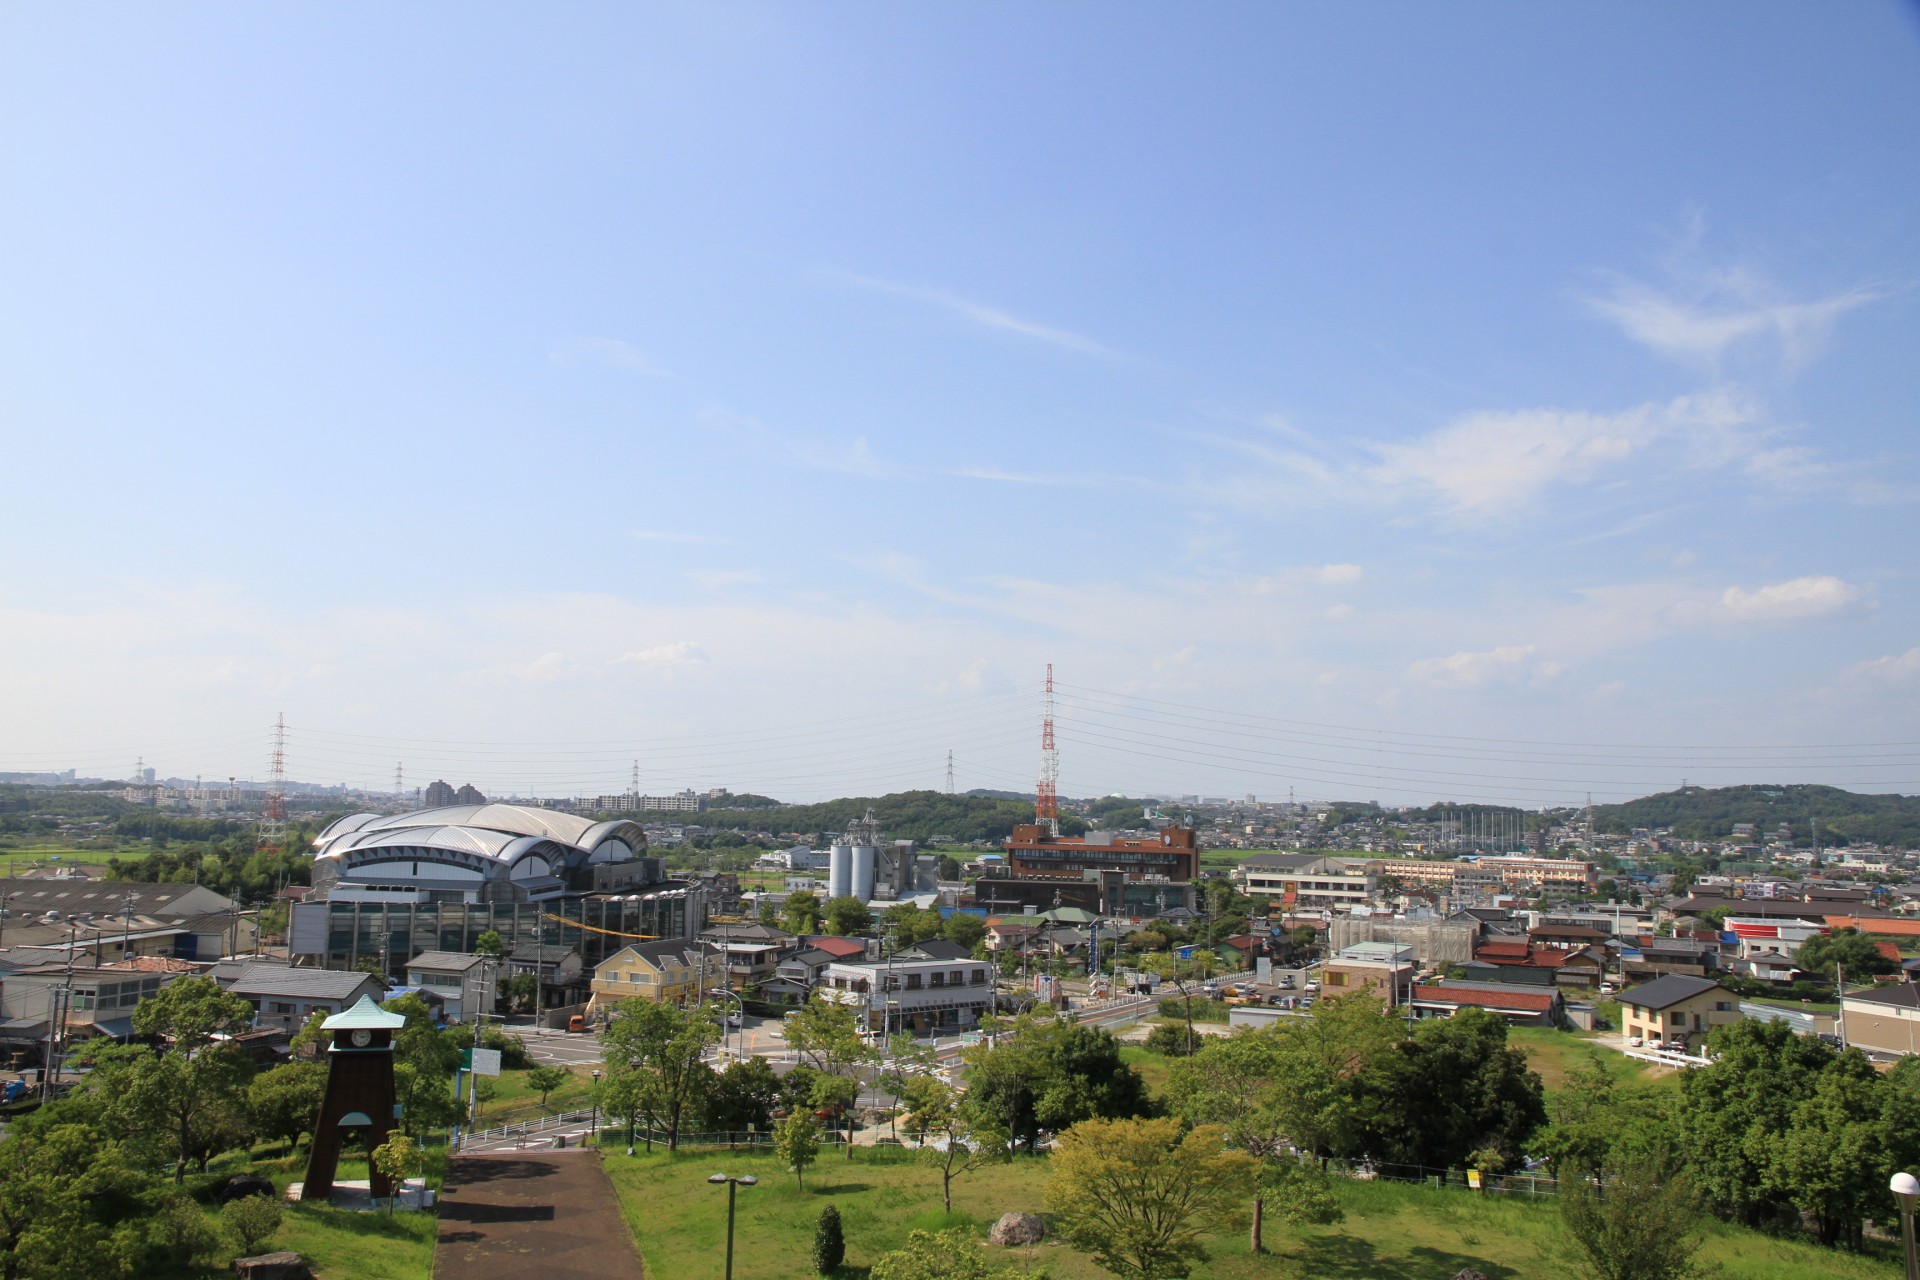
top-left (989, 1212), bottom-right (1045, 1247)
top-left (233, 1252), bottom-right (313, 1280)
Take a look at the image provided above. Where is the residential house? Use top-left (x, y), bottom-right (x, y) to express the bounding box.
top-left (763, 947), bottom-right (837, 1007)
top-left (1468, 939), bottom-right (1605, 991)
top-left (1239, 854), bottom-right (1378, 909)
top-left (1411, 981), bottom-right (1567, 1028)
top-left (1623, 939), bottom-right (1719, 983)
top-left (221, 962), bottom-right (388, 1032)
top-left (0, 958), bottom-right (191, 1047)
top-left (404, 951), bottom-right (494, 1022)
top-left (589, 939), bottom-right (716, 1012)
top-left (1840, 984), bottom-right (1920, 1058)
top-left (1618, 974), bottom-right (1741, 1049)
top-left (698, 922), bottom-right (798, 991)
top-left (1322, 942), bottom-right (1414, 1008)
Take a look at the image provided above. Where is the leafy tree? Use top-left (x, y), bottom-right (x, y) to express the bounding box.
top-left (1046, 1117), bottom-right (1256, 1280)
top-left (942, 912), bottom-right (987, 951)
top-left (600, 999), bottom-right (718, 1151)
top-left (1250, 1159), bottom-right (1343, 1254)
top-left (247, 1060), bottom-right (327, 1149)
top-left (899, 1074), bottom-right (1010, 1213)
top-left (473, 929), bottom-right (508, 960)
top-left (150, 1190), bottom-right (222, 1272)
top-left (783, 995), bottom-right (874, 1151)
top-left (501, 972), bottom-right (539, 1012)
top-left (1143, 1023), bottom-right (1196, 1057)
top-left (100, 977), bottom-right (260, 1183)
top-left (1358, 1006), bottom-right (1545, 1171)
top-left (702, 1056), bottom-right (784, 1132)
top-left (883, 903), bottom-right (948, 947)
top-left (964, 1010), bottom-right (1153, 1153)
top-left (1165, 1028), bottom-right (1290, 1157)
top-left (1795, 928), bottom-right (1899, 980)
top-left (1775, 1049), bottom-right (1889, 1249)
top-left (813, 1204), bottom-right (845, 1274)
top-left (221, 1194), bottom-right (283, 1256)
top-left (784, 890), bottom-right (822, 936)
top-left (1264, 993), bottom-right (1397, 1161)
top-left (870, 1228), bottom-right (1030, 1280)
top-left (601, 1063), bottom-right (669, 1152)
top-left (775, 1109), bottom-right (820, 1190)
top-left (371, 1133), bottom-right (422, 1214)
top-left (937, 855), bottom-right (964, 880)
top-left (1676, 1018), bottom-right (1834, 1227)
top-left (757, 897), bottom-right (780, 927)
top-left (0, 1124), bottom-right (151, 1280)
top-left (1561, 1145), bottom-right (1703, 1280)
top-left (526, 1064), bottom-right (569, 1110)
top-left (823, 896), bottom-right (873, 937)
top-left (1032, 1025), bottom-right (1155, 1134)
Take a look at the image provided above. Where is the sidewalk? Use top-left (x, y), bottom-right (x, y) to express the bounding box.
top-left (435, 1150), bottom-right (644, 1279)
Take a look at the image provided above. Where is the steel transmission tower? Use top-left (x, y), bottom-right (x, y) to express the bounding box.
top-left (946, 750), bottom-right (955, 795)
top-left (1036, 664), bottom-right (1060, 837)
top-left (259, 713), bottom-right (288, 856)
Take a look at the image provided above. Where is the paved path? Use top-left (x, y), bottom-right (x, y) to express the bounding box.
top-left (435, 1151), bottom-right (642, 1280)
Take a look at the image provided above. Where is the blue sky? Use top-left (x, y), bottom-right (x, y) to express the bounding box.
top-left (3, 5), bottom-right (1918, 806)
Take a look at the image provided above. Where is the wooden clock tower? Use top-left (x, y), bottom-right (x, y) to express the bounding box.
top-left (303, 994), bottom-right (408, 1202)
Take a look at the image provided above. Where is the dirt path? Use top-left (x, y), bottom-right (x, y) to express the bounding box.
top-left (435, 1151), bottom-right (643, 1279)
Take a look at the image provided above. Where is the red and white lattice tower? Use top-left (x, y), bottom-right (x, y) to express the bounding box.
top-left (1036, 664), bottom-right (1060, 837)
top-left (259, 712), bottom-right (288, 855)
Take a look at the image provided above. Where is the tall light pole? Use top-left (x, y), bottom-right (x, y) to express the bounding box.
top-left (590, 1068), bottom-right (602, 1141)
top-left (707, 1173), bottom-right (757, 1280)
top-left (1892, 1171), bottom-right (1919, 1280)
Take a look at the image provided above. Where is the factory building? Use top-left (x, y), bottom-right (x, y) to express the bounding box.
top-left (978, 824), bottom-right (1199, 917)
top-left (824, 810), bottom-right (939, 902)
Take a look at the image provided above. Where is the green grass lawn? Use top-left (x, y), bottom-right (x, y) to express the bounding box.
top-left (163, 1146), bottom-right (438, 1280)
top-left (602, 1145), bottom-right (1903, 1280)
top-left (1507, 1027), bottom-right (1677, 1093)
top-left (474, 1064), bottom-right (596, 1125)
top-left (0, 844), bottom-right (153, 870)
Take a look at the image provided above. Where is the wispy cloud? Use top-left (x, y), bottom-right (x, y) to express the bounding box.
top-left (1583, 216), bottom-right (1882, 375)
top-left (685, 570), bottom-right (763, 588)
top-left (838, 272), bottom-right (1120, 358)
top-left (1847, 646), bottom-right (1920, 688)
top-left (1705, 575), bottom-right (1861, 624)
top-left (611, 640), bottom-right (710, 671)
top-left (1409, 644), bottom-right (1563, 690)
top-left (1366, 393), bottom-right (1751, 521)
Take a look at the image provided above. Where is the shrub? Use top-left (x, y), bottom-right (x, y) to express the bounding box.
top-left (814, 1204), bottom-right (845, 1274)
top-left (221, 1194), bottom-right (284, 1256)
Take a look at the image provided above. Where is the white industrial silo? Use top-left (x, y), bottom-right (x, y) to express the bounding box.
top-left (851, 843), bottom-right (878, 902)
top-left (828, 842), bottom-right (853, 899)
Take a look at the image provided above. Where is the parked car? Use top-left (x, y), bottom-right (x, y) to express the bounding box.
top-left (566, 1015), bottom-right (587, 1033)
top-left (1627, 1036), bottom-right (1643, 1047)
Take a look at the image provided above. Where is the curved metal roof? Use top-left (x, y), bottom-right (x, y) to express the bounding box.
top-left (313, 804), bottom-right (645, 868)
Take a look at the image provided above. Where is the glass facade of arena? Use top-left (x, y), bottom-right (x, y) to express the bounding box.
top-left (316, 890), bottom-right (702, 978)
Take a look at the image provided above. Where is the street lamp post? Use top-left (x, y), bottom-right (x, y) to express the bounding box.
top-left (707, 1173), bottom-right (757, 1280)
top-left (590, 1068), bottom-right (602, 1141)
top-left (1892, 1171), bottom-right (1919, 1280)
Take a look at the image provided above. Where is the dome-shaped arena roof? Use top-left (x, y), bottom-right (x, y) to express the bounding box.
top-left (312, 804), bottom-right (647, 897)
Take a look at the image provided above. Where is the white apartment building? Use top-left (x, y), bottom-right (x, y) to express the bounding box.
top-left (1239, 854), bottom-right (1377, 907)
top-left (814, 939), bottom-right (994, 1034)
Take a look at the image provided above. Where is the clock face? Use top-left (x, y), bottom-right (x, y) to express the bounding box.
top-left (350, 1028), bottom-right (373, 1048)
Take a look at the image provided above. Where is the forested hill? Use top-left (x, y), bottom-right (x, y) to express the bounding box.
top-left (695, 789), bottom-right (1084, 844)
top-left (1593, 785), bottom-right (1920, 847)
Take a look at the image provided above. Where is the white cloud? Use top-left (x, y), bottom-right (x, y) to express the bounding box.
top-left (1246, 564), bottom-right (1364, 593)
top-left (1711, 576), bottom-right (1859, 624)
top-left (611, 641), bottom-right (710, 671)
top-left (838, 272), bottom-right (1119, 358)
top-left (1367, 394), bottom-right (1750, 521)
top-left (1409, 644), bottom-right (1554, 690)
top-left (1152, 646), bottom-right (1197, 672)
top-left (685, 570), bottom-right (763, 588)
top-left (1323, 603), bottom-right (1354, 622)
top-left (1846, 646), bottom-right (1920, 687)
top-left (1586, 274), bottom-right (1877, 374)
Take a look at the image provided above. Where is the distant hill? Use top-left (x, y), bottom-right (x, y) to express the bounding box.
top-left (1592, 784), bottom-right (1920, 848)
top-left (698, 789), bottom-right (1084, 845)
